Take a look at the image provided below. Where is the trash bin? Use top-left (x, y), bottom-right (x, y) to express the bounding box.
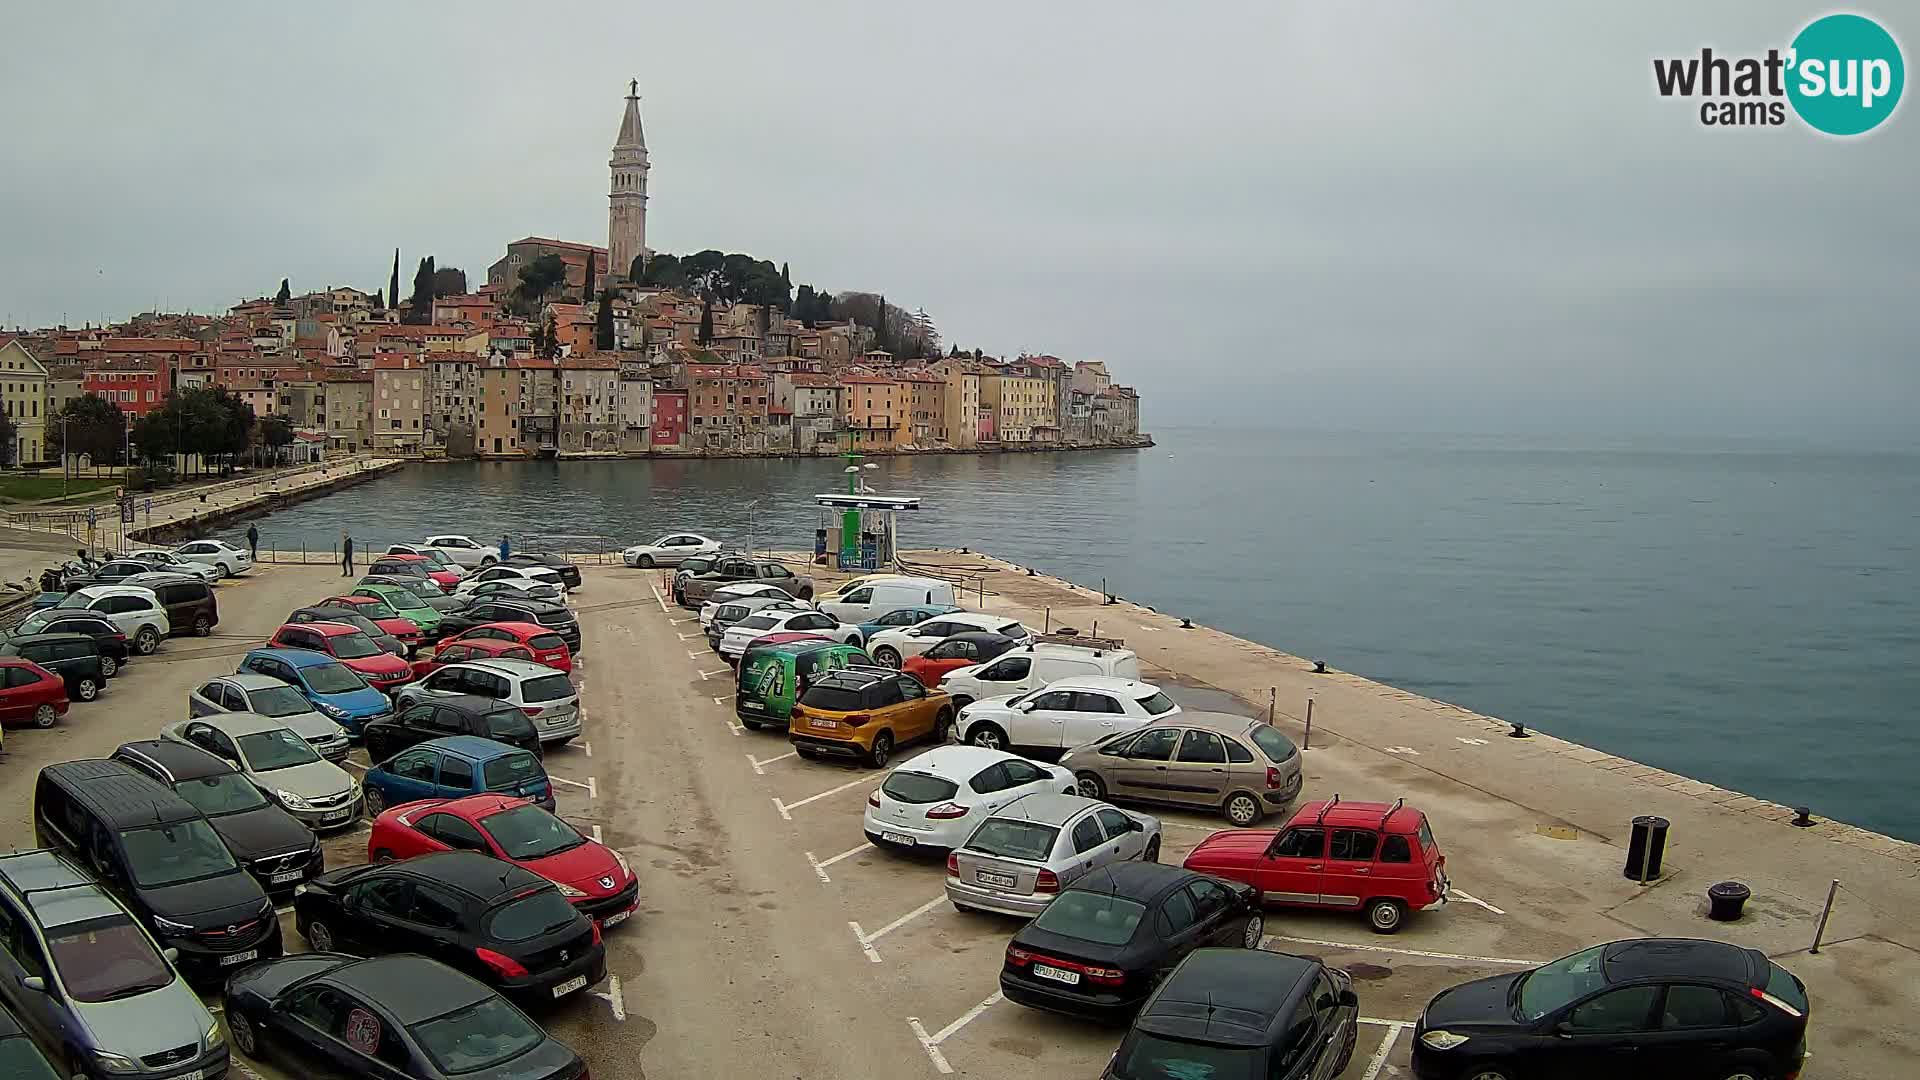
top-left (1622, 815), bottom-right (1670, 880)
top-left (1707, 881), bottom-right (1751, 921)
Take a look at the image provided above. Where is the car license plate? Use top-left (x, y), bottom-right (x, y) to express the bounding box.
top-left (1033, 963), bottom-right (1080, 985)
top-left (546, 713), bottom-right (572, 726)
top-left (741, 701), bottom-right (765, 711)
top-left (880, 830), bottom-right (916, 846)
top-left (218, 949), bottom-right (258, 967)
top-left (552, 975), bottom-right (589, 998)
top-left (976, 869), bottom-right (1016, 889)
top-left (270, 870), bottom-right (303, 884)
top-left (174, 1072), bottom-right (204, 1080)
top-left (810, 718), bottom-right (839, 731)
top-left (603, 908), bottom-right (632, 928)
top-left (322, 808), bottom-right (352, 822)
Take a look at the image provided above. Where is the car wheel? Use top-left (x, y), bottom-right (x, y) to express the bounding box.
top-left (1223, 791), bottom-right (1263, 827)
top-left (637, 554), bottom-right (654, 568)
top-left (227, 1004), bottom-right (260, 1059)
top-left (216, 562), bottom-right (231, 577)
top-left (1241, 914), bottom-right (1264, 948)
top-left (1076, 771), bottom-right (1107, 799)
top-left (1143, 836), bottom-right (1161, 862)
top-left (135, 626), bottom-right (159, 655)
top-left (871, 646), bottom-right (901, 667)
top-left (1715, 1068), bottom-right (1769, 1080)
top-left (305, 919), bottom-right (337, 952)
top-left (966, 722), bottom-right (1008, 751)
top-left (481, 556), bottom-right (497, 566)
top-left (1366, 898), bottom-right (1407, 934)
top-left (99, 655), bottom-right (117, 678)
top-left (933, 708), bottom-right (955, 743)
top-left (32, 704), bottom-right (58, 729)
top-left (75, 678), bottom-right (99, 702)
top-left (868, 730), bottom-right (894, 768)
top-left (193, 615), bottom-right (212, 637)
top-left (798, 587), bottom-right (813, 601)
top-left (363, 787), bottom-right (387, 816)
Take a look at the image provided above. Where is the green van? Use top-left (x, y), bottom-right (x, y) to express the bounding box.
top-left (737, 638), bottom-right (872, 730)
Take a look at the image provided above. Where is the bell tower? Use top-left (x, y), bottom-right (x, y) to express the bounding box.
top-left (608, 80), bottom-right (650, 283)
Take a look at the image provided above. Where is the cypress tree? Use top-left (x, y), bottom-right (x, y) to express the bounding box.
top-left (698, 294), bottom-right (714, 345)
top-left (389, 249), bottom-right (401, 312)
top-left (595, 290), bottom-right (616, 350)
top-left (582, 252), bottom-right (596, 302)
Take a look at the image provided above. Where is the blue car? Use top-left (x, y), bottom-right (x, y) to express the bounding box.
top-left (237, 647), bottom-right (393, 735)
top-left (362, 735), bottom-right (556, 817)
top-left (853, 604), bottom-right (964, 646)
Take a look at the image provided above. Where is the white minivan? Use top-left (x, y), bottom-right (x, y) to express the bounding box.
top-left (939, 641), bottom-right (1141, 709)
top-left (816, 576), bottom-right (959, 623)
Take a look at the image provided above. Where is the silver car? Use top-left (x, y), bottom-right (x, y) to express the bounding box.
top-left (188, 673), bottom-right (350, 762)
top-left (1058, 711), bottom-right (1305, 827)
top-left (945, 792), bottom-right (1161, 918)
top-left (159, 713), bottom-right (362, 830)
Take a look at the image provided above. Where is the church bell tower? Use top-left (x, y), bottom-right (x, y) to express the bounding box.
top-left (608, 80), bottom-right (650, 283)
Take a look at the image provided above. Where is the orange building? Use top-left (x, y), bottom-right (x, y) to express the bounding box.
top-left (841, 373), bottom-right (904, 450)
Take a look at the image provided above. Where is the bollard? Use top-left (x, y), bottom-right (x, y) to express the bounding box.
top-left (1312, 660), bottom-right (1327, 674)
top-left (1044, 607), bottom-right (1051, 635)
top-left (1267, 687), bottom-right (1276, 726)
top-left (1304, 697), bottom-right (1315, 750)
top-left (1624, 816), bottom-right (1670, 883)
top-left (1508, 721), bottom-right (1530, 739)
top-left (1809, 879), bottom-right (1839, 953)
top-left (1706, 881), bottom-right (1751, 921)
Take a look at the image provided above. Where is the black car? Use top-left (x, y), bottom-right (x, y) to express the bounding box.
top-left (1002, 863), bottom-right (1263, 1022)
top-left (9, 611), bottom-right (130, 675)
top-left (0, 633), bottom-right (108, 702)
top-left (288, 605), bottom-right (407, 657)
top-left (439, 598), bottom-right (581, 652)
top-left (32, 759), bottom-right (284, 982)
top-left (1108, 948), bottom-right (1359, 1080)
top-left (293, 851), bottom-right (606, 1002)
top-left (502, 552), bottom-right (582, 590)
top-left (0, 998), bottom-right (60, 1080)
top-left (224, 953), bottom-right (588, 1080)
top-left (1410, 938), bottom-right (1811, 1080)
top-left (120, 572), bottom-right (221, 637)
top-left (364, 694), bottom-right (543, 762)
top-left (110, 740), bottom-right (324, 897)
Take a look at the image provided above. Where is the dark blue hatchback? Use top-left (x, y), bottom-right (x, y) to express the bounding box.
top-left (362, 735), bottom-right (555, 815)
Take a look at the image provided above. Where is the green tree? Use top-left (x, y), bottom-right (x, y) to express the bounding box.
top-left (639, 252), bottom-right (684, 289)
top-left (581, 253), bottom-right (596, 304)
top-left (50, 394), bottom-right (127, 468)
top-left (595, 291), bottom-right (616, 350)
top-left (275, 278), bottom-right (291, 304)
top-left (406, 256), bottom-right (437, 323)
top-left (697, 293), bottom-right (714, 345)
top-left (389, 249), bottom-right (401, 312)
top-left (514, 254), bottom-right (568, 313)
top-left (0, 409), bottom-right (16, 466)
top-left (538, 312), bottom-right (560, 360)
top-left (873, 294), bottom-right (890, 352)
top-left (259, 415), bottom-right (295, 464)
top-left (129, 409), bottom-right (177, 466)
top-left (431, 266), bottom-right (467, 296)
top-left (373, 287), bottom-right (384, 309)
top-left (780, 262), bottom-right (791, 293)
top-left (793, 284), bottom-right (817, 326)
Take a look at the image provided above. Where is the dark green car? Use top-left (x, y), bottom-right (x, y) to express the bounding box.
top-left (736, 640), bottom-right (871, 730)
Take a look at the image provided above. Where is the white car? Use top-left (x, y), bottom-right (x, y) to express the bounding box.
top-left (422, 534), bottom-right (501, 568)
top-left (53, 585), bottom-right (171, 654)
top-left (698, 583), bottom-right (796, 627)
top-left (454, 563), bottom-right (569, 599)
top-left (622, 532), bottom-right (721, 568)
top-left (717, 609), bottom-right (860, 660)
top-left (862, 745), bottom-right (1077, 852)
top-left (172, 538), bottom-right (253, 577)
top-left (956, 676), bottom-right (1182, 757)
top-left (124, 549), bottom-right (220, 582)
top-left (866, 612), bottom-right (1032, 668)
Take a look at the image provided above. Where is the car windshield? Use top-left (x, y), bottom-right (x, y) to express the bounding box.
top-left (244, 685), bottom-right (314, 718)
top-left (483, 752), bottom-right (544, 791)
top-left (46, 916), bottom-right (175, 1003)
top-left (328, 632), bottom-right (380, 659)
top-left (174, 773), bottom-right (270, 816)
top-left (1517, 945), bottom-right (1608, 1020)
top-left (1249, 725), bottom-right (1297, 762)
top-left (1113, 1033), bottom-right (1258, 1080)
top-left (237, 728), bottom-right (322, 770)
top-left (481, 804), bottom-right (585, 859)
top-left (1136, 692), bottom-right (1177, 716)
top-left (419, 550), bottom-right (454, 568)
top-left (1030, 890), bottom-right (1146, 946)
top-left (121, 819), bottom-right (239, 887)
top-left (15, 614), bottom-right (57, 634)
top-left (880, 772), bottom-right (958, 805)
top-left (409, 996), bottom-right (545, 1074)
top-left (521, 674), bottom-right (573, 703)
top-left (327, 614), bottom-right (383, 637)
top-left (966, 820), bottom-right (1059, 862)
top-left (303, 662), bottom-right (368, 694)
top-left (349, 597), bottom-right (397, 618)
top-left (484, 889), bottom-right (580, 942)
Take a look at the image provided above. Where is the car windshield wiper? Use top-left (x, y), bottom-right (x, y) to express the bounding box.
top-left (97, 980), bottom-right (170, 1000)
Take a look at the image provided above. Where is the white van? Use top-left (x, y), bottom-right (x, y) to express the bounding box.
top-left (816, 576), bottom-right (959, 623)
top-left (939, 641), bottom-right (1140, 708)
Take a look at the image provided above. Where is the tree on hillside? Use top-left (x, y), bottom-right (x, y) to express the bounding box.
top-left (793, 285), bottom-right (817, 327)
top-left (431, 266), bottom-right (467, 296)
top-left (388, 249), bottom-right (401, 311)
top-left (581, 253), bottom-right (596, 305)
top-left (275, 278), bottom-right (291, 304)
top-left (595, 290), bottom-right (616, 350)
top-left (513, 255), bottom-right (568, 314)
top-left (780, 262), bottom-right (791, 293)
top-left (873, 294), bottom-right (890, 352)
top-left (697, 292), bottom-right (714, 345)
top-left (405, 256), bottom-right (437, 323)
top-left (0, 410), bottom-right (16, 466)
top-left (538, 312), bottom-right (561, 360)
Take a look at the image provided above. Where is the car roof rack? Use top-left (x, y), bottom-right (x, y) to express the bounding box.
top-left (1313, 794), bottom-right (1342, 825)
top-left (1377, 797), bottom-right (1405, 830)
top-left (1032, 631), bottom-right (1126, 652)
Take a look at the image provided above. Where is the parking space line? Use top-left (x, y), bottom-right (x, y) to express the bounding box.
top-left (1264, 934), bottom-right (1537, 967)
top-left (591, 824), bottom-right (603, 844)
top-left (580, 739), bottom-right (592, 758)
top-left (1360, 1022), bottom-right (1405, 1080)
top-left (551, 775), bottom-right (598, 798)
top-left (805, 842), bottom-right (872, 882)
top-left (747, 750), bottom-right (798, 775)
top-left (773, 773), bottom-right (884, 819)
top-left (648, 582), bottom-right (668, 612)
top-left (1448, 887), bottom-right (1507, 915)
top-left (1157, 819), bottom-right (1219, 832)
top-left (688, 650), bottom-right (704, 660)
top-left (671, 617), bottom-right (697, 625)
top-left (698, 667), bottom-right (731, 680)
top-left (588, 975), bottom-right (626, 1022)
top-left (907, 991), bottom-right (1002, 1074)
top-left (712, 696), bottom-right (728, 706)
top-left (848, 893), bottom-right (946, 962)
top-left (679, 632), bottom-right (703, 641)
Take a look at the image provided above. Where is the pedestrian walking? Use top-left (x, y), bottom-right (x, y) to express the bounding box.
top-left (341, 531), bottom-right (355, 578)
top-left (246, 523), bottom-right (259, 561)
top-left (500, 534), bottom-right (512, 561)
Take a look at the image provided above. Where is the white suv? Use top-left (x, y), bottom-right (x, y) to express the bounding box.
top-left (956, 676), bottom-right (1181, 757)
top-left (393, 657), bottom-right (581, 745)
top-left (173, 538), bottom-right (253, 577)
top-left (53, 585), bottom-right (171, 654)
top-left (422, 534), bottom-right (501, 568)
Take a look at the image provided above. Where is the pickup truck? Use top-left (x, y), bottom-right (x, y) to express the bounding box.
top-left (678, 557), bottom-right (815, 607)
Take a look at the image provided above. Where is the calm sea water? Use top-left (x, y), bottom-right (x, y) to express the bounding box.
top-left (226, 429), bottom-right (1920, 840)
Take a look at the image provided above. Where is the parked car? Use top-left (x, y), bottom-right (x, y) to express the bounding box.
top-left (671, 552), bottom-right (737, 602)
top-left (118, 573), bottom-right (220, 636)
top-left (189, 672), bottom-right (351, 761)
top-left (1410, 939), bottom-right (1811, 1080)
top-left (360, 577), bottom-right (466, 613)
top-left (622, 532), bottom-right (721, 567)
top-left (862, 745), bottom-right (1075, 850)
top-left (718, 609), bottom-right (861, 661)
top-left (223, 953), bottom-right (588, 1080)
top-left (947, 793), bottom-right (1160, 916)
top-left (362, 736), bottom-right (555, 815)
top-left (903, 632), bottom-right (1020, 689)
top-left (422, 534), bottom-right (501, 568)
top-left (124, 547), bottom-right (222, 582)
top-left (940, 640), bottom-right (1142, 710)
top-left (410, 637), bottom-right (543, 681)
top-left (160, 713), bottom-right (362, 829)
top-left (0, 633), bottom-right (107, 702)
top-left (958, 676), bottom-right (1181, 757)
top-left (110, 740), bottom-right (324, 896)
top-left (1062, 712), bottom-right (1305, 827)
top-left (32, 760), bottom-right (283, 982)
top-left (442, 621), bottom-right (573, 672)
top-left (236, 648), bottom-right (393, 735)
top-left (454, 563), bottom-right (568, 599)
top-left (817, 577), bottom-right (961, 624)
top-left (502, 552), bottom-right (582, 590)
top-left (1000, 862), bottom-right (1262, 1022)
top-left (286, 604), bottom-right (405, 656)
top-left (0, 659), bottom-right (68, 729)
top-left (366, 557), bottom-right (457, 595)
top-left (315, 593), bottom-right (426, 652)
top-left (698, 582), bottom-right (798, 628)
top-left (735, 638), bottom-right (868, 730)
top-left (266, 620), bottom-right (415, 691)
top-left (64, 558), bottom-right (161, 589)
top-left (364, 694), bottom-right (542, 762)
top-left (368, 794), bottom-right (637, 927)
top-left (384, 542), bottom-right (470, 579)
top-left (1108, 948), bottom-right (1359, 1080)
top-left (851, 603), bottom-right (966, 646)
top-left (0, 998), bottom-right (59, 1080)
top-left (349, 582), bottom-right (445, 637)
top-left (0, 849), bottom-right (228, 1080)
top-left (396, 658), bottom-right (580, 746)
top-left (866, 612), bottom-right (1032, 668)
top-left (705, 596), bottom-right (812, 648)
top-left (9, 610), bottom-right (130, 675)
top-left (376, 552), bottom-right (463, 592)
top-left (1184, 798), bottom-right (1449, 934)
top-left (459, 578), bottom-right (566, 605)
top-left (53, 585), bottom-right (169, 654)
top-left (173, 538), bottom-right (253, 577)
top-left (678, 557), bottom-right (814, 607)
top-left (789, 667), bottom-right (956, 767)
top-left (435, 597), bottom-right (580, 652)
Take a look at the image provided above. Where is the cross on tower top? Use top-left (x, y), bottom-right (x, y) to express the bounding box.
top-left (628, 78), bottom-right (638, 98)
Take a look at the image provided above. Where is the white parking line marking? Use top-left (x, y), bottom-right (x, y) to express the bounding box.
top-left (773, 773), bottom-right (883, 819)
top-left (1456, 736), bottom-right (1489, 746)
top-left (1360, 1024), bottom-right (1401, 1080)
top-left (712, 696), bottom-right (728, 706)
top-left (591, 824), bottom-right (603, 844)
top-left (233, 1061), bottom-right (270, 1080)
top-left (805, 842), bottom-right (872, 883)
top-left (908, 991), bottom-right (1003, 1074)
top-left (580, 739), bottom-right (592, 758)
top-left (1385, 745), bottom-right (1421, 755)
top-left (648, 582), bottom-right (668, 612)
top-left (589, 975), bottom-right (626, 1022)
top-left (747, 750), bottom-right (798, 775)
top-left (1448, 888), bottom-right (1507, 915)
top-left (339, 759), bottom-right (367, 771)
top-left (849, 894), bottom-right (946, 962)
top-left (698, 668), bottom-right (731, 680)
top-left (1157, 819), bottom-right (1219, 832)
top-left (726, 721), bottom-right (744, 737)
top-left (671, 617), bottom-right (697, 625)
top-left (688, 650), bottom-right (704, 660)
top-left (1265, 934), bottom-right (1537, 967)
top-left (551, 775), bottom-right (597, 798)
top-left (679, 632), bottom-right (703, 641)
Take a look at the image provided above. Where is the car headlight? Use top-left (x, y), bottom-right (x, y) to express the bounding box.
top-left (151, 915), bottom-right (195, 936)
top-left (611, 849), bottom-right (631, 877)
top-left (276, 789), bottom-right (312, 810)
top-left (556, 882), bottom-right (586, 898)
top-left (1420, 1030), bottom-right (1470, 1051)
top-left (316, 701), bottom-right (347, 718)
top-left (205, 1019), bottom-right (225, 1049)
top-left (92, 1050), bottom-right (142, 1074)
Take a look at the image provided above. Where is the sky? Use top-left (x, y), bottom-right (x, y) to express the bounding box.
top-left (2, 2), bottom-right (1914, 443)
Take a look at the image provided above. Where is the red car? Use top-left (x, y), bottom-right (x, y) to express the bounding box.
top-left (317, 593), bottom-right (424, 650)
top-left (409, 637), bottom-right (540, 681)
top-left (0, 658), bottom-right (70, 729)
top-left (382, 552), bottom-right (462, 593)
top-left (267, 620), bottom-right (416, 692)
top-left (1182, 797), bottom-right (1449, 934)
top-left (368, 794), bottom-right (639, 927)
top-left (900, 631), bottom-right (1021, 688)
top-left (447, 621), bottom-right (574, 673)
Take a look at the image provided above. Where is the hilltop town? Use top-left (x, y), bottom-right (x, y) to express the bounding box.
top-left (0, 86), bottom-right (1145, 467)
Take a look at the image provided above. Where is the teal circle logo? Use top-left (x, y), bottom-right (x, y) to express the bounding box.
top-left (1787, 14), bottom-right (1904, 135)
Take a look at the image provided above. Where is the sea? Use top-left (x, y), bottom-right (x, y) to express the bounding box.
top-left (221, 428), bottom-right (1920, 841)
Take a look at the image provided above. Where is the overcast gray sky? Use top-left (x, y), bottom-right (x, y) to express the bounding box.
top-left (2, 2), bottom-right (1913, 442)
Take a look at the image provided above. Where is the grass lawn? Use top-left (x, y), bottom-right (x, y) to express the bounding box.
top-left (0, 473), bottom-right (123, 503)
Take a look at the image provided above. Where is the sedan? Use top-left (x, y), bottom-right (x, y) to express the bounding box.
top-left (173, 538), bottom-right (253, 577)
top-left (501, 552), bottom-right (582, 590)
top-left (454, 564), bottom-right (569, 599)
top-left (161, 714), bottom-right (363, 829)
top-left (286, 605), bottom-right (406, 657)
top-left (958, 676), bottom-right (1181, 757)
top-left (862, 745), bottom-right (1077, 852)
top-left (368, 794), bottom-right (638, 928)
top-left (622, 532), bottom-right (721, 567)
top-left (946, 793), bottom-right (1161, 917)
top-left (189, 673), bottom-right (351, 762)
top-left (866, 613), bottom-right (1032, 668)
top-left (718, 609), bottom-right (861, 660)
top-left (697, 582), bottom-right (793, 627)
top-left (1000, 863), bottom-right (1263, 1022)
top-left (460, 579), bottom-right (565, 605)
top-left (124, 548), bottom-right (222, 582)
top-left (224, 953), bottom-right (588, 1080)
top-left (852, 604), bottom-right (965, 645)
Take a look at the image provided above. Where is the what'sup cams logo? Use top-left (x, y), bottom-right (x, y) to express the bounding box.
top-left (1654, 12), bottom-right (1904, 135)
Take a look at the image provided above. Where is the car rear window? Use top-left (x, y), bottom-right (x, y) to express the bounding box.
top-left (409, 996), bottom-right (545, 1074)
top-left (801, 685), bottom-right (864, 711)
top-left (1766, 962), bottom-right (1810, 1015)
top-left (485, 888), bottom-right (581, 942)
top-left (1030, 890), bottom-right (1146, 946)
top-left (880, 771), bottom-right (958, 805)
top-left (1136, 691), bottom-right (1176, 716)
top-left (482, 752), bottom-right (544, 791)
top-left (1417, 819), bottom-right (1438, 851)
top-left (520, 674), bottom-right (574, 703)
top-left (965, 820), bottom-right (1058, 862)
top-left (737, 615), bottom-right (781, 631)
top-left (529, 634), bottom-right (567, 652)
top-left (1249, 725), bottom-right (1297, 762)
top-left (995, 622), bottom-right (1025, 638)
top-left (1112, 1032), bottom-right (1257, 1080)
top-left (485, 709), bottom-right (536, 741)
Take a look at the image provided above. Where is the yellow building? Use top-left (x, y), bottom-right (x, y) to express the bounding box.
top-left (841, 374), bottom-right (905, 450)
top-left (0, 338), bottom-right (50, 465)
top-left (980, 370), bottom-right (1049, 444)
top-left (475, 362), bottom-right (527, 457)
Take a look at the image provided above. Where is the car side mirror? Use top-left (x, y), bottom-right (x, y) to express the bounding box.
top-left (161, 948), bottom-right (180, 964)
top-left (1553, 1020), bottom-right (1575, 1038)
top-left (1338, 988), bottom-right (1359, 1008)
top-left (1018, 700), bottom-right (1037, 712)
top-left (19, 975), bottom-right (47, 994)
top-left (1128, 819), bottom-right (1144, 832)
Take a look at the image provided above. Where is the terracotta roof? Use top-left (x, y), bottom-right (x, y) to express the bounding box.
top-left (508, 237), bottom-right (608, 256)
top-left (559, 354), bottom-right (619, 370)
top-left (103, 337), bottom-right (198, 353)
top-left (372, 356), bottom-right (420, 370)
top-left (787, 374), bottom-right (840, 388)
top-left (423, 351), bottom-right (479, 364)
top-left (841, 374), bottom-right (898, 386)
top-left (687, 365), bottom-right (768, 379)
top-left (768, 405), bottom-right (793, 416)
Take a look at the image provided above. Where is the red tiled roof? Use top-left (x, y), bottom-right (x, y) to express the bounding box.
top-left (560, 354), bottom-right (619, 370)
top-left (841, 374), bottom-right (898, 385)
top-left (372, 356), bottom-right (419, 370)
top-left (509, 237), bottom-right (608, 255)
top-left (687, 365), bottom-right (768, 379)
top-left (103, 337), bottom-right (198, 353)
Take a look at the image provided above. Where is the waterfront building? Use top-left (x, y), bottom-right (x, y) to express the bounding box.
top-left (617, 371), bottom-right (652, 453)
top-left (899, 372), bottom-right (946, 446)
top-left (841, 373), bottom-right (904, 450)
top-left (650, 388), bottom-right (689, 449)
top-left (82, 355), bottom-right (172, 417)
top-left (370, 355), bottom-right (428, 453)
top-left (558, 353), bottom-right (621, 453)
top-left (683, 364), bottom-right (769, 451)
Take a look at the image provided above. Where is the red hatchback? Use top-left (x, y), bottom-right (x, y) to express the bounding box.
top-left (268, 621), bottom-right (416, 691)
top-left (0, 658), bottom-right (70, 729)
top-left (1182, 797), bottom-right (1448, 934)
top-left (447, 621), bottom-right (573, 673)
top-left (317, 593), bottom-right (424, 651)
top-left (900, 631), bottom-right (1021, 688)
top-left (382, 552), bottom-right (462, 593)
top-left (368, 794), bottom-right (639, 927)
top-left (410, 637), bottom-right (541, 681)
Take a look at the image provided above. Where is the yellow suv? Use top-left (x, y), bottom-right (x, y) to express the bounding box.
top-left (789, 667), bottom-right (955, 767)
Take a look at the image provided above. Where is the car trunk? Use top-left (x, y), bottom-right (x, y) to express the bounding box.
top-left (954, 850), bottom-right (1049, 896)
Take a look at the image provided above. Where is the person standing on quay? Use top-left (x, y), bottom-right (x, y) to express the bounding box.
top-left (341, 531), bottom-right (355, 577)
top-left (500, 534), bottom-right (512, 561)
top-left (246, 523), bottom-right (259, 561)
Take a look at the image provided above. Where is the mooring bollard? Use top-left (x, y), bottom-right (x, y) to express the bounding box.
top-left (1625, 815), bottom-right (1670, 884)
top-left (1809, 879), bottom-right (1839, 953)
top-left (1303, 697), bottom-right (1315, 749)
